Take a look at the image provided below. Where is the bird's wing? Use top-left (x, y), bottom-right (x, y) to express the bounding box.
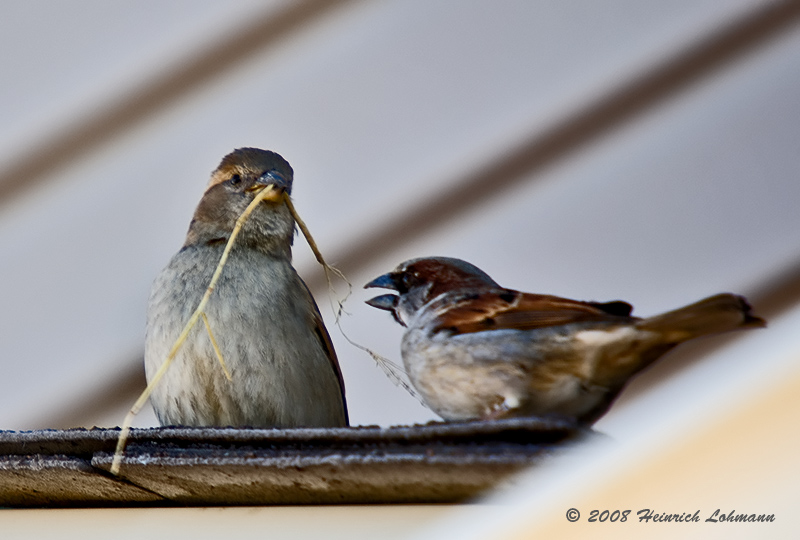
top-left (312, 307), bottom-right (349, 416)
top-left (429, 289), bottom-right (635, 334)
top-left (301, 281), bottom-right (349, 426)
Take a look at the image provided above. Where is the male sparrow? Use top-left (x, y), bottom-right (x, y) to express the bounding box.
top-left (365, 257), bottom-right (764, 425)
top-left (145, 148), bottom-right (348, 428)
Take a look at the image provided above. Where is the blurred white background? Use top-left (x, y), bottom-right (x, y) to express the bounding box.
top-left (0, 0), bottom-right (798, 440)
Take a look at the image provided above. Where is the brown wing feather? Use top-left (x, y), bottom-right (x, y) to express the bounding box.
top-left (431, 289), bottom-right (636, 334)
top-left (301, 280), bottom-right (349, 425)
top-left (311, 309), bottom-right (349, 423)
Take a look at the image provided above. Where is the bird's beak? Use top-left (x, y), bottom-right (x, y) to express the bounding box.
top-left (365, 293), bottom-right (405, 326)
top-left (364, 272), bottom-right (405, 325)
top-left (248, 170), bottom-right (289, 202)
top-left (365, 293), bottom-right (399, 312)
top-left (364, 272), bottom-right (399, 291)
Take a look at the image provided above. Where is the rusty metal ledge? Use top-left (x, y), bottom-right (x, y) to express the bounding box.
top-left (0, 418), bottom-right (589, 507)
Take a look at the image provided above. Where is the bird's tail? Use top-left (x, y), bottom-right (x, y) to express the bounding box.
top-left (636, 293), bottom-right (765, 341)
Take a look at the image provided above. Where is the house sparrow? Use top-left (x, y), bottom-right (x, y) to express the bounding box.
top-left (365, 256), bottom-right (764, 425)
top-left (145, 148), bottom-right (348, 428)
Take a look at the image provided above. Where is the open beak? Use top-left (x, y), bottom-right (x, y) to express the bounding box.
top-left (365, 293), bottom-right (405, 326)
top-left (248, 170), bottom-right (290, 202)
top-left (365, 293), bottom-right (399, 312)
top-left (364, 272), bottom-right (399, 291)
top-left (364, 272), bottom-right (405, 326)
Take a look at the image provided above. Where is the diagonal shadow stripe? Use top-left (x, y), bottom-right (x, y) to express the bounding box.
top-left (308, 0), bottom-right (800, 287)
top-left (609, 254), bottom-right (800, 407)
top-left (0, 0), bottom-right (353, 206)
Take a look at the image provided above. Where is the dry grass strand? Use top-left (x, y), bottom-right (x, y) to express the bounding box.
top-left (283, 193), bottom-right (424, 403)
top-left (110, 184), bottom-right (283, 476)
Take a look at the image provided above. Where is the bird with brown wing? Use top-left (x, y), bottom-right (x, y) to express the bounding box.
top-left (365, 256), bottom-right (764, 425)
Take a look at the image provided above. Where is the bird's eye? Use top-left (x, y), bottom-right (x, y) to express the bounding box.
top-left (229, 174), bottom-right (241, 185)
top-left (401, 273), bottom-right (415, 289)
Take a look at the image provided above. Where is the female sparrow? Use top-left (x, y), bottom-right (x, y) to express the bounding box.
top-left (145, 148), bottom-right (348, 428)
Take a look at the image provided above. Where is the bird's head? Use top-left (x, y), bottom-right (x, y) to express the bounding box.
top-left (364, 256), bottom-right (499, 326)
top-left (185, 148), bottom-right (295, 254)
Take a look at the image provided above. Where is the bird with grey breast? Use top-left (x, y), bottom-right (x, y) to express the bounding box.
top-left (145, 148), bottom-right (348, 428)
top-left (365, 256), bottom-right (764, 425)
